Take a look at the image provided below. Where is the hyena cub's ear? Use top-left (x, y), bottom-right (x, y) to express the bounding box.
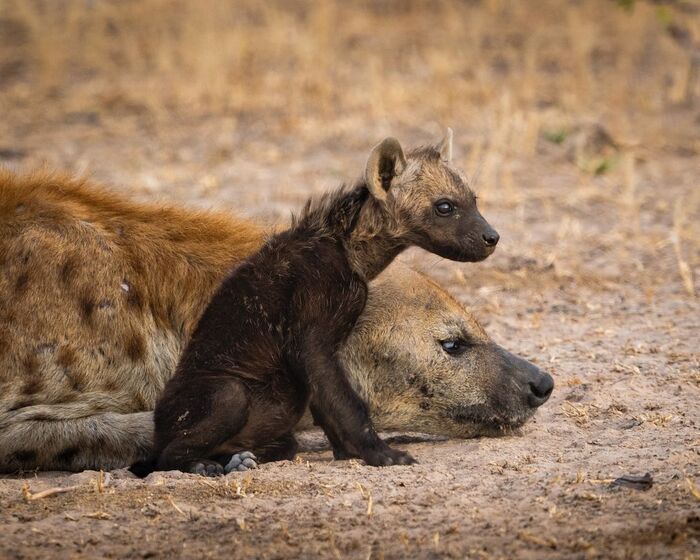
top-left (365, 137), bottom-right (407, 201)
top-left (437, 127), bottom-right (453, 163)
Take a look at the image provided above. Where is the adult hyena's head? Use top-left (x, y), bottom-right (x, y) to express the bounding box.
top-left (341, 264), bottom-right (553, 437)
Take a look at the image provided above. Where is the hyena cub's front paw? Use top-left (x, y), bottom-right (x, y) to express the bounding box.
top-left (224, 451), bottom-right (258, 473)
top-left (362, 446), bottom-right (417, 467)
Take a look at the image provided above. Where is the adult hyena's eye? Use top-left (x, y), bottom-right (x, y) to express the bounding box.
top-left (440, 339), bottom-right (468, 356)
top-left (434, 199), bottom-right (455, 216)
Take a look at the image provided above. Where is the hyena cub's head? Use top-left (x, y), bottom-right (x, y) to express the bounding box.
top-left (341, 264), bottom-right (554, 438)
top-left (363, 129), bottom-right (499, 262)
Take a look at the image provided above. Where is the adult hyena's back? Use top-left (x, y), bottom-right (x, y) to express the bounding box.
top-left (0, 171), bottom-right (263, 471)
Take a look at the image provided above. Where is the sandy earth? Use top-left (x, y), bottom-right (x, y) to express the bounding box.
top-left (0, 110), bottom-right (699, 559)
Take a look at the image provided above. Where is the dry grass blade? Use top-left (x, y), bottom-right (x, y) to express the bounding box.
top-left (84, 511), bottom-right (111, 520)
top-left (672, 199), bottom-right (695, 297)
top-left (517, 530), bottom-right (557, 549)
top-left (687, 478), bottom-right (700, 501)
top-left (22, 482), bottom-right (80, 501)
top-left (166, 494), bottom-right (186, 516)
top-left (96, 470), bottom-right (105, 493)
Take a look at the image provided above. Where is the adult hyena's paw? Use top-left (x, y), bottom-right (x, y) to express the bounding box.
top-left (362, 446), bottom-right (417, 467)
top-left (188, 459), bottom-right (225, 477)
top-left (224, 451), bottom-right (258, 473)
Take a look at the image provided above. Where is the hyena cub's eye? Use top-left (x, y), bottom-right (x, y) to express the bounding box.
top-left (434, 199), bottom-right (455, 216)
top-left (440, 339), bottom-right (468, 356)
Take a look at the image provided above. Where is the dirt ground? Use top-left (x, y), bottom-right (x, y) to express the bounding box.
top-left (1, 1), bottom-right (699, 558)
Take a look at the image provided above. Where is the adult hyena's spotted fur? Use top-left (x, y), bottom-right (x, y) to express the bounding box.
top-left (0, 170), bottom-right (552, 472)
top-left (0, 171), bottom-right (263, 470)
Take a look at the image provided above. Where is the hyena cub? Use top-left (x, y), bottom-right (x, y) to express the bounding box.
top-left (151, 131), bottom-right (499, 475)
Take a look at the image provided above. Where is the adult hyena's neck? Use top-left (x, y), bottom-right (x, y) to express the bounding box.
top-left (295, 184), bottom-right (407, 282)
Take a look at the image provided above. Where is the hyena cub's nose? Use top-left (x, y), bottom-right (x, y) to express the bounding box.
top-left (482, 229), bottom-right (500, 247)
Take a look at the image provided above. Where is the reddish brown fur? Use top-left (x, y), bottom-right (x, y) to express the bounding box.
top-left (0, 170), bottom-right (263, 436)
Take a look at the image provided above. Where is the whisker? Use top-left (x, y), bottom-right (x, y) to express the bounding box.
top-left (469, 152), bottom-right (488, 191)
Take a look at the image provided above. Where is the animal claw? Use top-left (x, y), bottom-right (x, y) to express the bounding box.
top-left (225, 452), bottom-right (258, 473)
top-left (190, 460), bottom-right (225, 477)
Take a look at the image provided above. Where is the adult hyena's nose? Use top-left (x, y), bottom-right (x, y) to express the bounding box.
top-left (528, 371), bottom-right (554, 407)
top-left (482, 229), bottom-right (500, 247)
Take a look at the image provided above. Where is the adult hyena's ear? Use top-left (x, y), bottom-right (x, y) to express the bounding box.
top-left (365, 137), bottom-right (407, 201)
top-left (438, 127), bottom-right (453, 163)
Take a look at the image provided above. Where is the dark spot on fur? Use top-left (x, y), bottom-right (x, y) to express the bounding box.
top-left (166, 303), bottom-right (181, 331)
top-left (126, 249), bottom-right (145, 274)
top-left (58, 354), bottom-right (85, 392)
top-left (15, 271), bottom-right (29, 294)
top-left (11, 449), bottom-right (37, 463)
top-left (15, 203), bottom-right (26, 213)
top-left (23, 355), bottom-right (39, 375)
top-left (80, 297), bottom-right (95, 322)
top-left (55, 446), bottom-right (79, 465)
top-left (62, 368), bottom-right (86, 392)
top-left (29, 414), bottom-right (52, 422)
top-left (9, 398), bottom-right (35, 411)
top-left (22, 376), bottom-right (43, 395)
top-left (103, 379), bottom-right (119, 392)
top-left (125, 333), bottom-right (146, 361)
top-left (56, 346), bottom-right (77, 369)
top-left (55, 392), bottom-right (77, 404)
top-left (419, 383), bottom-right (433, 397)
top-left (59, 256), bottom-right (78, 286)
top-left (126, 285), bottom-right (143, 311)
top-left (167, 229), bottom-right (187, 243)
top-left (21, 250), bottom-right (30, 265)
top-left (132, 392), bottom-right (150, 411)
top-left (419, 401), bottom-right (431, 410)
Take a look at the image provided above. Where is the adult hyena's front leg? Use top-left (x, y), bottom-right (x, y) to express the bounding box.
top-left (0, 411), bottom-right (154, 472)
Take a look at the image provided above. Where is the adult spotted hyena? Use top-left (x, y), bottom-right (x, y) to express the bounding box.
top-left (0, 169), bottom-right (553, 473)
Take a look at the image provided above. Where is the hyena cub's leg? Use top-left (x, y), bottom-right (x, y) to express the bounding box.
top-left (253, 432), bottom-right (299, 462)
top-left (154, 374), bottom-right (251, 476)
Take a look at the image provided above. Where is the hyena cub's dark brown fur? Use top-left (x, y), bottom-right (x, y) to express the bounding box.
top-left (151, 131), bottom-right (500, 475)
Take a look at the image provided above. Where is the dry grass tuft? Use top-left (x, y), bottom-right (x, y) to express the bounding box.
top-left (1, 0), bottom-right (696, 133)
top-left (561, 401), bottom-right (601, 426)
